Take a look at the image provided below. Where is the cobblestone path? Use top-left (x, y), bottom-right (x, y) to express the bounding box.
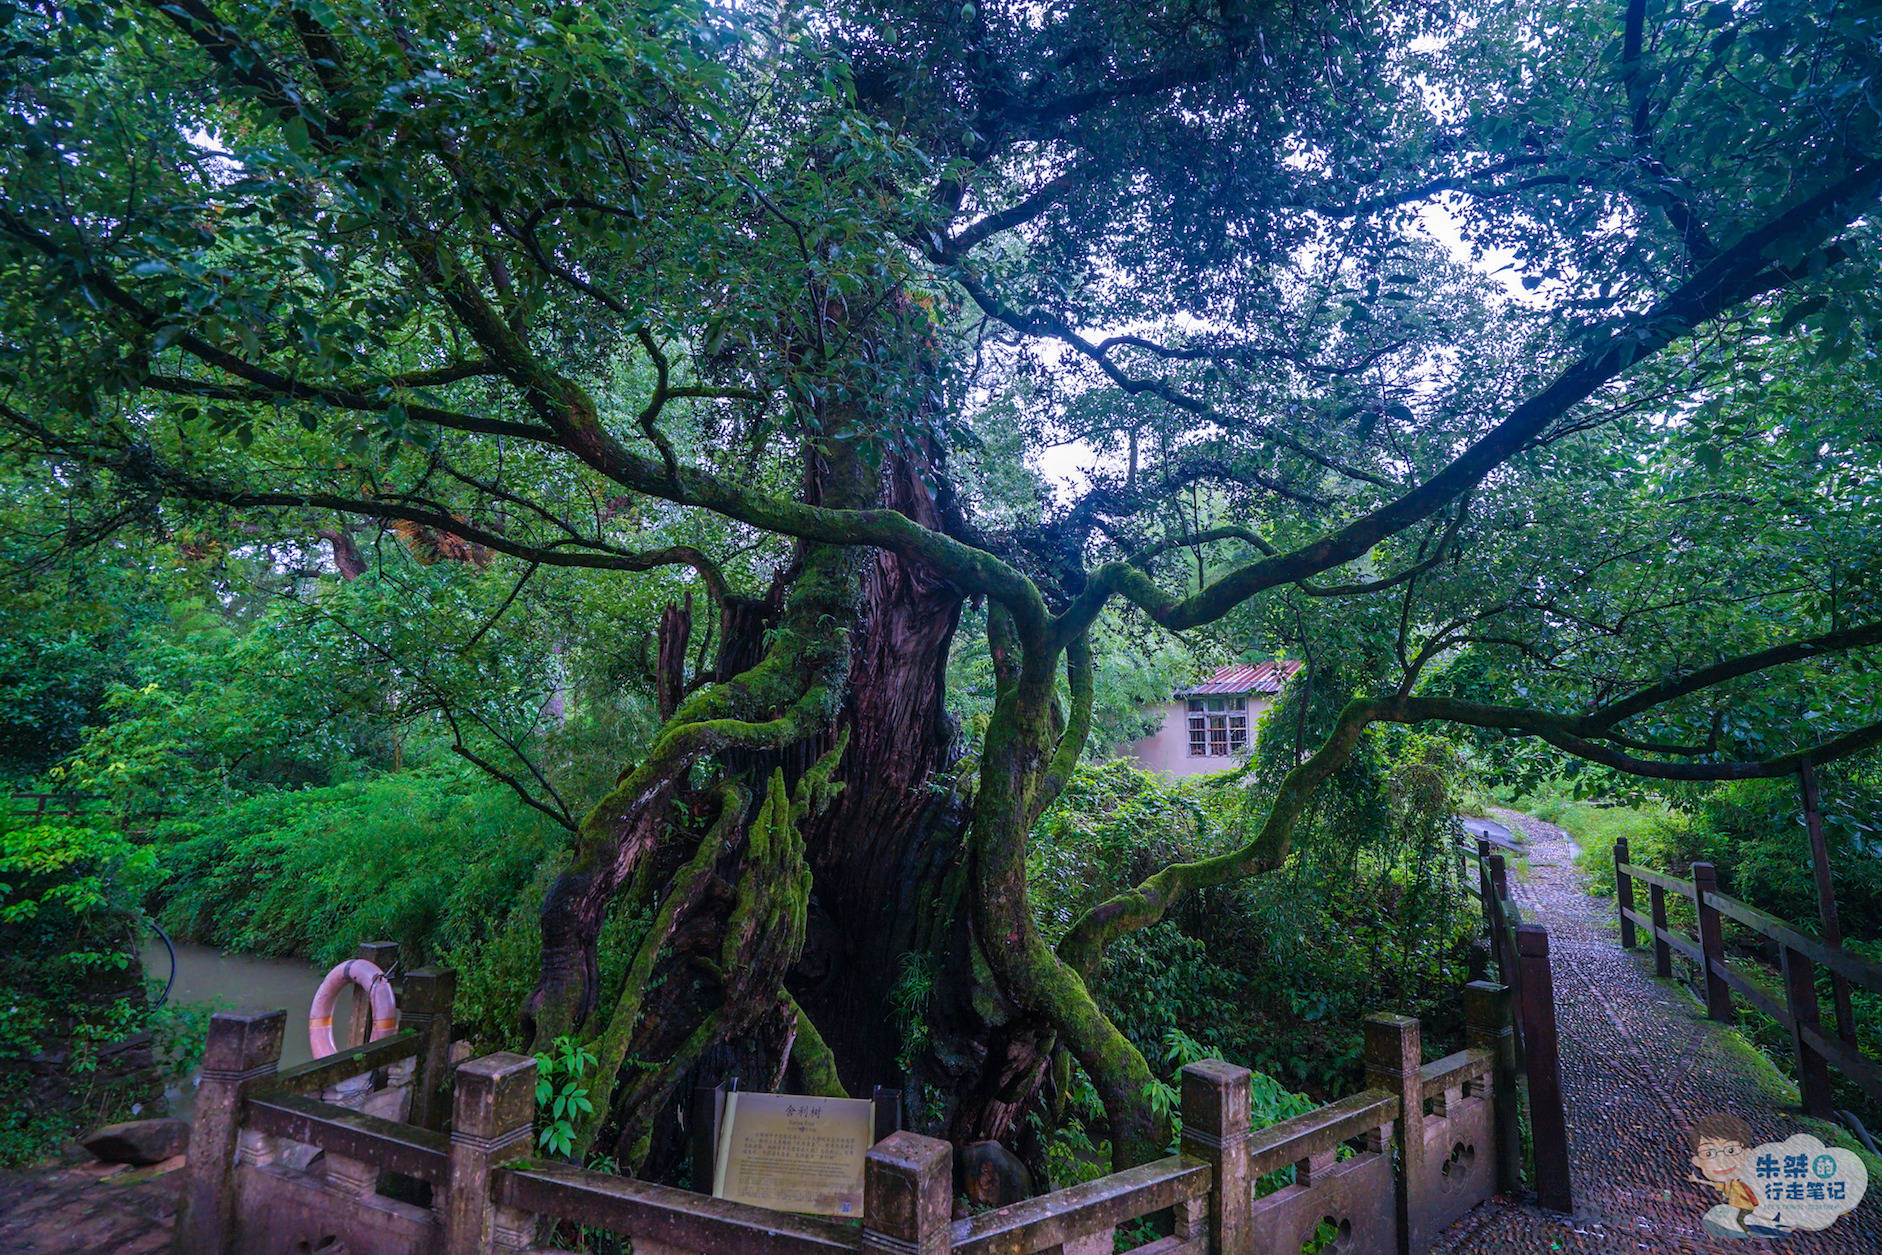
top-left (1432, 810), bottom-right (1880, 1255)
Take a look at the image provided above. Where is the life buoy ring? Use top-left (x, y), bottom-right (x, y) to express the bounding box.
top-left (308, 959), bottom-right (399, 1058)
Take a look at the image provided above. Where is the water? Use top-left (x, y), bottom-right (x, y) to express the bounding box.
top-left (140, 939), bottom-right (353, 1114)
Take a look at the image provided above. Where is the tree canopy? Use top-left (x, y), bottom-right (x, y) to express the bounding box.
top-left (4, 0), bottom-right (1880, 1169)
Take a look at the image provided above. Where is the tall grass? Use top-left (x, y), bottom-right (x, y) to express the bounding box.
top-left (1513, 792), bottom-right (1675, 895)
top-left (150, 769), bottom-right (568, 966)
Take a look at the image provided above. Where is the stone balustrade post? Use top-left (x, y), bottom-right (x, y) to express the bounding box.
top-left (1363, 1013), bottom-right (1423, 1255)
top-left (1463, 981), bottom-right (1521, 1195)
top-left (401, 966), bottom-right (458, 1130)
top-left (861, 1130), bottom-right (951, 1255)
top-left (1180, 1059), bottom-right (1251, 1255)
top-left (443, 1053), bottom-right (537, 1255)
top-left (175, 1008), bottom-right (285, 1255)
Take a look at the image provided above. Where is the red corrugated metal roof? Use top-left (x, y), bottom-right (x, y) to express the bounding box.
top-left (1175, 661), bottom-right (1301, 697)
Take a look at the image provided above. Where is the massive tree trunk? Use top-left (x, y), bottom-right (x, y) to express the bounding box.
top-left (790, 451), bottom-right (969, 1094)
top-left (525, 436), bottom-right (1071, 1176)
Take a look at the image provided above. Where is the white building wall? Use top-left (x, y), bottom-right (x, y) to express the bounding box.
top-left (1120, 696), bottom-right (1279, 778)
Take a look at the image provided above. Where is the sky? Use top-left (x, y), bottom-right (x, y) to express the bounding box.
top-left (1028, 199), bottom-right (1532, 496)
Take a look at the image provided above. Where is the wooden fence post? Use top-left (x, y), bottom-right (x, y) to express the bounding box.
top-left (1514, 926), bottom-right (1571, 1213)
top-left (1648, 883), bottom-right (1672, 979)
top-left (861, 1131), bottom-right (951, 1255)
top-left (1181, 1059), bottom-right (1253, 1255)
top-left (401, 966), bottom-right (457, 1130)
top-left (1780, 946), bottom-right (1834, 1119)
top-left (690, 1079), bottom-right (731, 1193)
top-left (1799, 763), bottom-right (1859, 1045)
top-left (1486, 852), bottom-right (1510, 980)
top-left (444, 1052), bottom-right (537, 1255)
top-left (175, 1008), bottom-right (285, 1255)
top-left (1464, 981), bottom-right (1521, 1195)
top-left (1691, 863), bottom-right (1737, 1023)
top-left (347, 940), bottom-right (400, 1050)
top-left (1614, 838), bottom-right (1636, 949)
top-left (872, 1086), bottom-right (905, 1144)
top-left (1475, 837), bottom-right (1492, 907)
top-left (1363, 1014), bottom-right (1423, 1255)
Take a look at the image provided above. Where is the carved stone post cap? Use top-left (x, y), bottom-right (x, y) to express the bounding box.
top-left (202, 1008), bottom-right (287, 1074)
top-left (1462, 981), bottom-right (1510, 1023)
top-left (865, 1129), bottom-right (951, 1177)
top-left (402, 965), bottom-right (458, 1011)
top-left (1180, 1059), bottom-right (1251, 1139)
top-left (1515, 923), bottom-right (1551, 958)
top-left (1362, 1013), bottom-right (1421, 1074)
top-left (453, 1052), bottom-right (538, 1140)
top-left (864, 1131), bottom-right (951, 1241)
top-left (1179, 1058), bottom-right (1251, 1087)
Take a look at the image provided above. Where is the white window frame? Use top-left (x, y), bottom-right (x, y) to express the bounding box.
top-left (1186, 695), bottom-right (1250, 757)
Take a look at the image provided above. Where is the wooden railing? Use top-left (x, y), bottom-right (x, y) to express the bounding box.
top-left (7, 789), bottom-right (85, 818)
top-left (1612, 841), bottom-right (1882, 1117)
top-left (178, 976), bottom-right (1524, 1254)
top-left (1453, 829), bottom-right (1572, 1212)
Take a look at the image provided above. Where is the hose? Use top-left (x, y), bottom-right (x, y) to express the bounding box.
top-left (1836, 1109), bottom-right (1879, 1156)
top-left (148, 917), bottom-right (178, 1007)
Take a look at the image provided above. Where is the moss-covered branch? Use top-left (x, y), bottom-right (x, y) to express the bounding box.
top-left (968, 640), bottom-right (1167, 1168)
top-left (783, 993), bottom-right (849, 1099)
top-left (574, 782), bottom-right (747, 1157)
top-left (1057, 698), bottom-right (1381, 980)
top-left (1034, 631), bottom-right (1093, 824)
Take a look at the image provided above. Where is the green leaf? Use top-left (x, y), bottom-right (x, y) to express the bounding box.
top-left (1775, 295), bottom-right (1826, 335)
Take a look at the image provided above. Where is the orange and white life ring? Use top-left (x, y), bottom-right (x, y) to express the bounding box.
top-left (308, 959), bottom-right (399, 1058)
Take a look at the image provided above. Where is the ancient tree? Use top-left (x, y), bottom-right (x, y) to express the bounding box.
top-left (5, 0), bottom-right (1881, 1170)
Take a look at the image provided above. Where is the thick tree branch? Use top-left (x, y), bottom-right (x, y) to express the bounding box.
top-left (1583, 618), bottom-right (1882, 729)
top-left (1054, 157), bottom-right (1882, 643)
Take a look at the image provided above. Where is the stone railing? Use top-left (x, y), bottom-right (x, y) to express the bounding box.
top-left (174, 959), bottom-right (459, 1255)
top-left (177, 979), bottom-right (1519, 1255)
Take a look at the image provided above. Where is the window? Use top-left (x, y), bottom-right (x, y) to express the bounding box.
top-left (1186, 694), bottom-right (1249, 757)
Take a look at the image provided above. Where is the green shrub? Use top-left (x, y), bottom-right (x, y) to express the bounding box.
top-left (1032, 754), bottom-right (1477, 1105)
top-left (1514, 795), bottom-right (1683, 896)
top-left (0, 821), bottom-right (161, 1164)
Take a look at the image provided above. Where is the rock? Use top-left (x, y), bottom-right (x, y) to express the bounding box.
top-left (81, 1118), bottom-right (189, 1166)
top-left (961, 1140), bottom-right (1032, 1208)
top-left (278, 1142), bottom-right (325, 1173)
